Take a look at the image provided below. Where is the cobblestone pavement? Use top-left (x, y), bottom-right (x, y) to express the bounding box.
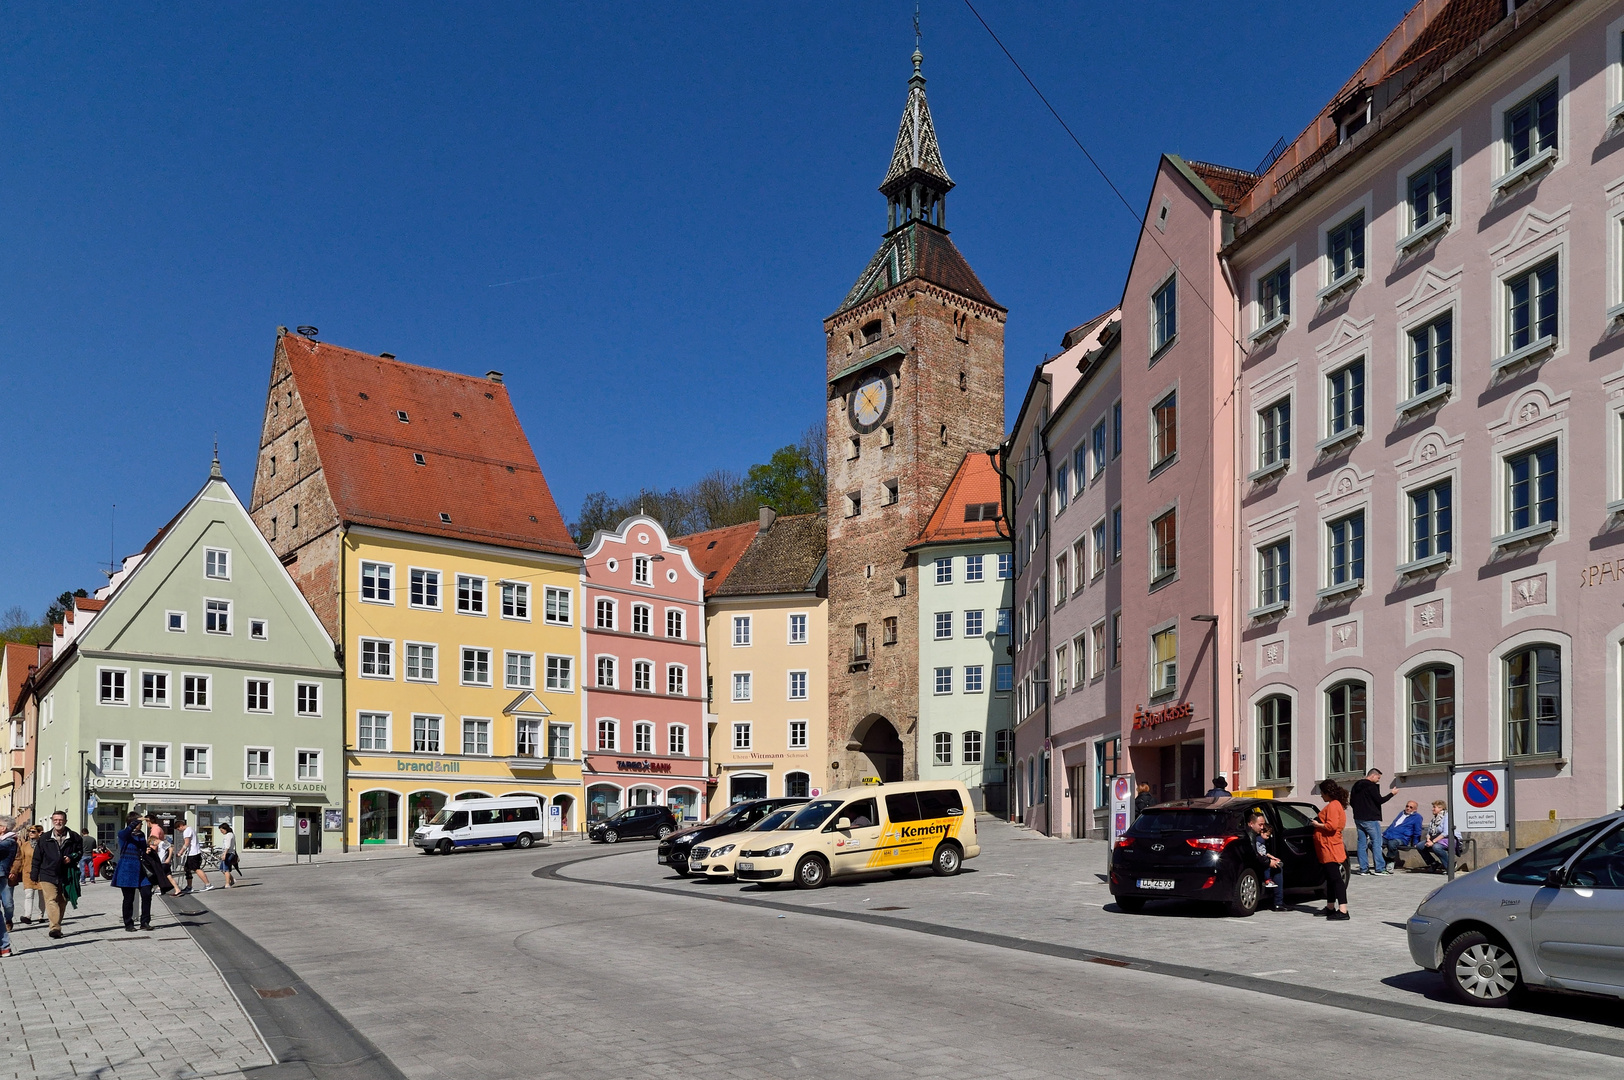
top-left (181, 820), bottom-right (1622, 1080)
top-left (0, 880), bottom-right (271, 1080)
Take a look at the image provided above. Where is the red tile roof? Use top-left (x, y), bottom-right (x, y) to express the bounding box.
top-left (1185, 161), bottom-right (1259, 212)
top-left (672, 521), bottom-right (759, 596)
top-left (75, 598), bottom-right (106, 613)
top-left (912, 452), bottom-right (1004, 547)
top-left (4, 643), bottom-right (47, 711)
top-left (281, 334), bottom-right (577, 558)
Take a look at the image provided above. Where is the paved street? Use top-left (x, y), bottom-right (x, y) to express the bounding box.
top-left (141, 820), bottom-right (1624, 1080)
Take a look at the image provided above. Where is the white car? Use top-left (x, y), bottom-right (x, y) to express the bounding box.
top-left (688, 806), bottom-right (803, 880)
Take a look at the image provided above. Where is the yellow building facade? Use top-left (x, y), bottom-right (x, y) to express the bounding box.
top-left (343, 528), bottom-right (584, 845)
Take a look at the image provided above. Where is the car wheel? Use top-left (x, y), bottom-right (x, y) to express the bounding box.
top-left (931, 842), bottom-right (962, 877)
top-left (603, 830), bottom-right (619, 845)
top-left (1443, 930), bottom-right (1523, 1007)
top-left (657, 825), bottom-right (674, 839)
top-left (516, 833), bottom-right (534, 849)
top-left (672, 864), bottom-right (690, 878)
top-left (1340, 860), bottom-right (1352, 889)
top-left (1228, 869), bottom-right (1260, 918)
top-left (794, 855), bottom-right (829, 890)
top-left (1115, 896), bottom-right (1146, 913)
top-left (436, 839), bottom-right (453, 856)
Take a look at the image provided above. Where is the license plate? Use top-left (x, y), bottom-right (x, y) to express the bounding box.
top-left (737, 861), bottom-right (754, 872)
top-left (1137, 878), bottom-right (1175, 890)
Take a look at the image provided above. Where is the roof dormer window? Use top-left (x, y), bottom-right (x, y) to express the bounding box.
top-left (397, 410), bottom-right (409, 423)
top-left (439, 512), bottom-right (452, 524)
top-left (413, 453), bottom-right (426, 466)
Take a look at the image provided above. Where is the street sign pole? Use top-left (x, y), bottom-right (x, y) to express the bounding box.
top-left (1447, 764), bottom-right (1457, 882)
top-left (1506, 758), bottom-right (1517, 855)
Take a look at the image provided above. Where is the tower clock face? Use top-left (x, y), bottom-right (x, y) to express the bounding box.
top-left (848, 373), bottom-right (891, 434)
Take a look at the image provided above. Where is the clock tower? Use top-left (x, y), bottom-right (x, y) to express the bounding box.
top-left (824, 47), bottom-right (1006, 787)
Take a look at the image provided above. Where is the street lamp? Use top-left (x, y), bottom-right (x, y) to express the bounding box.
top-left (1190, 616), bottom-right (1221, 787)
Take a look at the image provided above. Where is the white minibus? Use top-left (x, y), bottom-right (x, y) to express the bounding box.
top-left (413, 796), bottom-right (547, 854)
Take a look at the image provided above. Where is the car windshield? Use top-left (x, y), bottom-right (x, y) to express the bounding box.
top-left (784, 800), bottom-right (842, 831)
top-left (1127, 809), bottom-right (1239, 837)
top-left (427, 809), bottom-right (453, 826)
top-left (703, 803), bottom-right (753, 828)
top-left (750, 808), bottom-right (800, 832)
top-left (1498, 820), bottom-right (1614, 885)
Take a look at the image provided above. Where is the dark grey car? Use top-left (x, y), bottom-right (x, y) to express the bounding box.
top-left (1407, 810), bottom-right (1624, 1006)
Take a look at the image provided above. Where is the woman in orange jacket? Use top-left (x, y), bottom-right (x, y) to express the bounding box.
top-left (1313, 779), bottom-right (1351, 921)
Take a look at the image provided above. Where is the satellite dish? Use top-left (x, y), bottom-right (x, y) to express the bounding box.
top-left (296, 326), bottom-right (319, 339)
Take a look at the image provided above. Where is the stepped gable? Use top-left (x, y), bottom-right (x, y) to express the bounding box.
top-left (281, 334), bottom-right (575, 556)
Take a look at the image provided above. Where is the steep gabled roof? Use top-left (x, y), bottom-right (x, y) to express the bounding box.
top-left (881, 50), bottom-right (953, 193)
top-left (911, 452), bottom-right (1004, 548)
top-left (4, 643), bottom-right (49, 713)
top-left (838, 222), bottom-right (1001, 313)
top-left (673, 520), bottom-right (759, 596)
top-left (280, 334), bottom-right (576, 558)
top-left (712, 513), bottom-right (827, 597)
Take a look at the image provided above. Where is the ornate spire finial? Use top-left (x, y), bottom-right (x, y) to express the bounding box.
top-left (211, 435), bottom-right (222, 479)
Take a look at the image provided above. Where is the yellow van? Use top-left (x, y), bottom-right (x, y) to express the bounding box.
top-left (734, 779), bottom-right (979, 889)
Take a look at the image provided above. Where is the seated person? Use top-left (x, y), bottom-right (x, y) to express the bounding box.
top-left (1419, 801), bottom-right (1453, 873)
top-left (1382, 800), bottom-right (1425, 868)
top-left (1242, 810), bottom-right (1287, 911)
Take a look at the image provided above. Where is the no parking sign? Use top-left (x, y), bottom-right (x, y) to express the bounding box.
top-left (1108, 774), bottom-right (1135, 846)
top-left (1453, 765), bottom-right (1509, 831)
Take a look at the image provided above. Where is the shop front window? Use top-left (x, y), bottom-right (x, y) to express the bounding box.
top-left (587, 784), bottom-right (622, 823)
top-left (667, 788), bottom-right (700, 822)
top-left (244, 805), bottom-right (283, 850)
top-left (359, 790), bottom-right (400, 845)
top-left (407, 790), bottom-right (446, 831)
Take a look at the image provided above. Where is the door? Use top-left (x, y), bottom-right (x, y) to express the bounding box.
top-left (827, 797), bottom-right (884, 877)
top-left (297, 807), bottom-right (322, 854)
top-left (1266, 802), bottom-right (1322, 889)
top-left (446, 810), bottom-right (472, 848)
top-left (1530, 824), bottom-right (1624, 990)
top-left (1178, 741), bottom-right (1206, 800)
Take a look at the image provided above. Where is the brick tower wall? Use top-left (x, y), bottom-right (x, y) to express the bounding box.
top-left (824, 282), bottom-right (1005, 786)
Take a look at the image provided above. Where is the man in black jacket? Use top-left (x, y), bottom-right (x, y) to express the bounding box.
top-left (1349, 769), bottom-right (1396, 876)
top-left (31, 811), bottom-right (82, 938)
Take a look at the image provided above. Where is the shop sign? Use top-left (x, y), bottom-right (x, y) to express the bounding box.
top-left (91, 777), bottom-right (180, 790)
top-left (395, 759), bottom-right (462, 774)
top-left (1581, 560), bottom-right (1624, 588)
top-left (1131, 702), bottom-right (1193, 731)
top-left (616, 760), bottom-right (672, 773)
top-left (242, 781), bottom-right (327, 793)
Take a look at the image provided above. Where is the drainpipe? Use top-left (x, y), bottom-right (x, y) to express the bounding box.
top-left (987, 445), bottom-right (1017, 822)
top-left (1039, 429), bottom-right (1053, 836)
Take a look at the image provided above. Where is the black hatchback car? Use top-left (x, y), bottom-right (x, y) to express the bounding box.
top-left (587, 805), bottom-right (680, 844)
top-left (1109, 797), bottom-right (1350, 916)
top-left (658, 798), bottom-right (808, 874)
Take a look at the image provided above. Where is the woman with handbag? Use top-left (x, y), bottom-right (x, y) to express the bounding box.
top-left (1313, 779), bottom-right (1352, 922)
top-left (16, 825), bottom-right (44, 924)
top-left (113, 812), bottom-right (154, 932)
top-left (217, 823), bottom-right (240, 887)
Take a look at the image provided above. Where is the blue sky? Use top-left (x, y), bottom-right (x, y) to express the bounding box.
top-left (0, 1), bottom-right (1412, 616)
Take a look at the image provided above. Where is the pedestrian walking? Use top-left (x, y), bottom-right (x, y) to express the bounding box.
top-left (1206, 776), bottom-right (1230, 798)
top-left (217, 823), bottom-right (239, 887)
top-left (175, 814), bottom-right (213, 893)
top-left (1420, 800), bottom-right (1453, 873)
top-left (113, 812), bottom-right (154, 932)
top-left (1242, 809), bottom-right (1287, 911)
top-left (1349, 768), bottom-right (1397, 875)
top-left (1133, 783), bottom-right (1155, 818)
top-left (0, 815), bottom-right (18, 957)
top-left (1313, 779), bottom-right (1351, 921)
top-left (30, 811), bottom-right (83, 939)
top-left (76, 829), bottom-right (96, 886)
top-left (16, 825), bottom-right (43, 924)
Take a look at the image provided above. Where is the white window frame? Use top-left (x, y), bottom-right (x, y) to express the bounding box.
top-left (595, 596), bottom-right (618, 631)
top-left (461, 717), bottom-right (492, 757)
top-left (1150, 621), bottom-right (1178, 697)
top-left (545, 654), bottom-right (576, 692)
top-left (460, 646), bottom-right (493, 687)
top-left (595, 654), bottom-right (619, 689)
top-left (359, 637), bottom-right (394, 680)
top-left (248, 618), bottom-right (268, 641)
top-left (964, 609), bottom-right (983, 637)
top-left (732, 671), bottom-right (752, 702)
top-left (631, 721), bottom-right (654, 755)
top-left (500, 580), bottom-right (531, 621)
top-left (665, 607), bottom-right (686, 640)
top-left (935, 557), bottom-right (953, 585)
top-left (631, 659), bottom-right (653, 693)
top-left (964, 665), bottom-right (984, 693)
top-left (140, 670), bottom-right (170, 708)
top-left (632, 555), bottom-right (652, 586)
top-left (543, 585), bottom-right (572, 625)
top-left (296, 682), bottom-right (322, 717)
top-left (595, 718), bottom-right (619, 752)
top-left (669, 723), bottom-right (689, 756)
top-left (139, 742), bottom-right (172, 778)
top-left (184, 744), bottom-right (213, 780)
top-left (1393, 130), bottom-right (1460, 252)
top-left (505, 650), bottom-right (535, 690)
top-left (666, 663), bottom-right (687, 697)
top-left (788, 669), bottom-right (809, 701)
top-left (787, 611), bottom-right (808, 644)
top-left (244, 746), bottom-right (274, 781)
top-left (412, 714), bottom-right (442, 754)
top-left (934, 611), bottom-right (952, 640)
top-left (1316, 192), bottom-right (1371, 300)
top-left (934, 731), bottom-right (954, 766)
top-left (1490, 57), bottom-right (1568, 194)
top-left (97, 667), bottom-right (130, 706)
top-left (1249, 244), bottom-right (1296, 343)
top-left (964, 554), bottom-right (985, 583)
top-left (456, 574), bottom-right (487, 616)
top-left (165, 610), bottom-right (186, 633)
top-left (629, 603), bottom-right (652, 636)
top-left (360, 560), bottom-right (394, 605)
top-left (98, 740), bottom-right (129, 776)
top-left (404, 641), bottom-right (438, 683)
top-left (204, 597), bottom-right (232, 636)
top-left (409, 567), bottom-right (443, 611)
top-left (182, 673), bottom-right (211, 711)
top-left (732, 615), bottom-right (752, 647)
top-left (934, 666), bottom-right (953, 695)
top-left (732, 721), bottom-right (752, 751)
top-left (244, 677), bottom-right (274, 714)
top-left (204, 547), bottom-right (231, 580)
top-left (295, 748), bottom-right (324, 781)
top-left (356, 711), bottom-right (391, 752)
top-left (549, 722), bottom-right (574, 759)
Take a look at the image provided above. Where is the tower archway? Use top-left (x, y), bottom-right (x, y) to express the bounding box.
top-left (852, 714), bottom-right (904, 783)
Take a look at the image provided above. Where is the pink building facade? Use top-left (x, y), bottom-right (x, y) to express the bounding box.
top-left (581, 516), bottom-right (710, 824)
top-left (1226, 0), bottom-right (1624, 839)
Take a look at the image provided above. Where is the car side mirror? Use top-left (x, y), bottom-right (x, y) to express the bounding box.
top-left (1544, 868), bottom-right (1566, 889)
top-left (836, 817), bottom-right (852, 831)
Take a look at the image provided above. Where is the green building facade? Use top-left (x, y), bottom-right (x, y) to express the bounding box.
top-left (31, 463), bottom-right (344, 851)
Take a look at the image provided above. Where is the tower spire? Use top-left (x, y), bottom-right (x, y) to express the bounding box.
top-left (881, 38), bottom-right (952, 232)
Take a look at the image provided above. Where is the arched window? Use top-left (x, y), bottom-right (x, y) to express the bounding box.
top-left (1325, 680), bottom-right (1367, 775)
top-left (1407, 665), bottom-right (1455, 766)
top-left (1256, 695), bottom-right (1292, 783)
top-left (596, 656), bottom-right (617, 688)
top-left (1505, 644), bottom-right (1561, 756)
top-left (633, 721), bottom-right (654, 754)
top-left (784, 771), bottom-right (810, 798)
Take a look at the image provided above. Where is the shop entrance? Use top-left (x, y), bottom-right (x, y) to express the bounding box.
top-left (729, 774), bottom-right (767, 802)
top-left (358, 792), bottom-right (399, 845)
top-left (1153, 741), bottom-right (1208, 801)
top-left (407, 791), bottom-right (445, 832)
top-left (296, 807), bottom-right (323, 854)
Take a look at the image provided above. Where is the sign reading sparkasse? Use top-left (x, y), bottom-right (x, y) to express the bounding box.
top-left (1131, 702), bottom-right (1193, 730)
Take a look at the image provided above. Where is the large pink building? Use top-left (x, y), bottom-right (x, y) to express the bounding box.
top-left (581, 516), bottom-right (710, 823)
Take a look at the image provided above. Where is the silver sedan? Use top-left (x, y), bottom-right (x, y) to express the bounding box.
top-left (1407, 810), bottom-right (1624, 1007)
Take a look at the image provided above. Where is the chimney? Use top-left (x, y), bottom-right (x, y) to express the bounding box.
top-left (757, 505), bottom-right (777, 534)
top-left (486, 371), bottom-right (504, 384)
top-left (379, 352), bottom-right (396, 360)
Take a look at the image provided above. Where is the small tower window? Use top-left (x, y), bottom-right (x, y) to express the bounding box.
top-left (880, 425), bottom-right (894, 448)
top-left (291, 440), bottom-right (299, 461)
top-left (883, 479), bottom-right (899, 505)
top-left (862, 320), bottom-right (882, 345)
top-left (397, 410), bottom-right (409, 423)
top-left (440, 512), bottom-right (452, 524)
top-left (940, 424), bottom-right (948, 445)
top-left (849, 437), bottom-right (861, 461)
top-left (413, 453), bottom-right (426, 466)
top-left (959, 371), bottom-right (968, 391)
top-left (269, 455), bottom-right (276, 476)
